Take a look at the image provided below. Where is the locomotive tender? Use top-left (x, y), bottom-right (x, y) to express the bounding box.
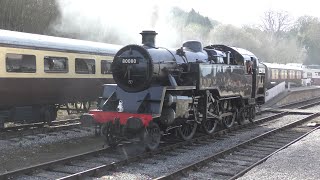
top-left (89, 31), bottom-right (266, 150)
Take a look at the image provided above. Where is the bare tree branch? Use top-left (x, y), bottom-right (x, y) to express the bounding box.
top-left (260, 10), bottom-right (293, 36)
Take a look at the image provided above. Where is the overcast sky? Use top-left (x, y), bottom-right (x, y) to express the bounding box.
top-left (151, 0), bottom-right (320, 26)
top-left (56, 0), bottom-right (320, 45)
top-left (61, 0), bottom-right (320, 27)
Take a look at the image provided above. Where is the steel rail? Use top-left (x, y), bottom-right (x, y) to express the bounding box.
top-left (0, 111), bottom-right (290, 180)
top-left (277, 97), bottom-right (320, 109)
top-left (154, 113), bottom-right (319, 180)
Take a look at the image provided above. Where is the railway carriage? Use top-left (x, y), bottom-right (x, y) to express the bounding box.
top-left (305, 65), bottom-right (320, 85)
top-left (88, 31), bottom-right (266, 150)
top-left (263, 63), bottom-right (303, 89)
top-left (0, 29), bottom-right (121, 128)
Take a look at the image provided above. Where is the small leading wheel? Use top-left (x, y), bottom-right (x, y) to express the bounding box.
top-left (44, 109), bottom-right (52, 125)
top-left (237, 108), bottom-right (245, 125)
top-left (177, 120), bottom-right (198, 141)
top-left (141, 122), bottom-right (161, 151)
top-left (222, 111), bottom-right (236, 128)
top-left (202, 118), bottom-right (218, 134)
top-left (0, 118), bottom-right (4, 129)
top-left (248, 106), bottom-right (256, 123)
top-left (43, 106), bottom-right (56, 126)
top-left (101, 123), bottom-right (120, 147)
top-left (95, 124), bottom-right (101, 136)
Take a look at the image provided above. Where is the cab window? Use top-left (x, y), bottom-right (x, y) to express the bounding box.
top-left (245, 60), bottom-right (253, 74)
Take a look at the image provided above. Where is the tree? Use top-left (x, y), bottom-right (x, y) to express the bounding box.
top-left (260, 10), bottom-right (293, 37)
top-left (0, 0), bottom-right (59, 34)
top-left (293, 16), bottom-right (320, 65)
top-left (209, 24), bottom-right (305, 64)
top-left (169, 7), bottom-right (217, 44)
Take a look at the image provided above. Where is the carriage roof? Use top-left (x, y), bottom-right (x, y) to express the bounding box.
top-left (263, 62), bottom-right (303, 70)
top-left (0, 29), bottom-right (122, 55)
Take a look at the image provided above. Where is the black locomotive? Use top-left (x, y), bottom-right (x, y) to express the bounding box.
top-left (89, 31), bottom-right (266, 150)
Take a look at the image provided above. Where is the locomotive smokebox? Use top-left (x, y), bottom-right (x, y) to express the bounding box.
top-left (140, 30), bottom-right (158, 47)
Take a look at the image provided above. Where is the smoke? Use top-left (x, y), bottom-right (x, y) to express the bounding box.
top-left (52, 0), bottom-right (180, 47)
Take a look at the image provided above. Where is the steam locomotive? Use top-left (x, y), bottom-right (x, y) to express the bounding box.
top-left (88, 31), bottom-right (266, 150)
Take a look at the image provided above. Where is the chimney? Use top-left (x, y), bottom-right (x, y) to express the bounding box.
top-left (140, 30), bottom-right (157, 47)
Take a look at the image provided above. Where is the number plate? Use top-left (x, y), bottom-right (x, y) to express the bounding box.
top-left (121, 58), bottom-right (139, 64)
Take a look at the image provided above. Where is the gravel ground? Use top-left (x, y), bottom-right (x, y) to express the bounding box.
top-left (56, 110), bottom-right (80, 120)
top-left (0, 112), bottom-right (274, 174)
top-left (0, 112), bottom-right (312, 178)
top-left (238, 128), bottom-right (320, 180)
top-left (95, 114), bottom-right (309, 179)
top-left (0, 127), bottom-right (105, 173)
top-left (0, 127), bottom-right (95, 151)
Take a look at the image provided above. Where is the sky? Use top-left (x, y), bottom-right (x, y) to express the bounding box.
top-left (59, 0), bottom-right (320, 27)
top-left (56, 0), bottom-right (320, 46)
top-left (156, 0), bottom-right (320, 26)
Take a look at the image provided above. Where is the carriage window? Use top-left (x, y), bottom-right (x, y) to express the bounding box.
top-left (271, 69), bottom-right (275, 79)
top-left (281, 70), bottom-right (287, 79)
top-left (44, 56), bottom-right (68, 73)
top-left (297, 71), bottom-right (301, 79)
top-left (101, 60), bottom-right (112, 74)
top-left (289, 70), bottom-right (293, 79)
top-left (291, 70), bottom-right (295, 79)
top-left (75, 58), bottom-right (95, 74)
top-left (6, 53), bottom-right (36, 73)
top-left (272, 69), bottom-right (279, 79)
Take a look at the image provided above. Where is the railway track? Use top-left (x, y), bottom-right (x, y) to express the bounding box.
top-left (295, 100), bottom-right (320, 109)
top-left (0, 118), bottom-right (82, 140)
top-left (1, 110), bottom-right (314, 180)
top-left (262, 98), bottom-right (320, 115)
top-left (0, 97), bottom-right (318, 141)
top-left (277, 97), bottom-right (320, 109)
top-left (156, 113), bottom-right (319, 180)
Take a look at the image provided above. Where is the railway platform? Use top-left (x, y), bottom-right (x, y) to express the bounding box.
top-left (264, 85), bottom-right (320, 108)
top-left (289, 85), bottom-right (320, 92)
top-left (238, 121), bottom-right (320, 180)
